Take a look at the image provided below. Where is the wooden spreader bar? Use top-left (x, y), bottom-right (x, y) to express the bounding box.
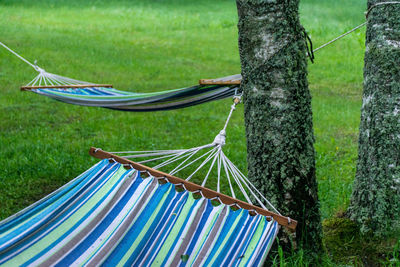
top-left (89, 147), bottom-right (297, 230)
top-left (21, 84), bottom-right (113, 91)
top-left (199, 79), bottom-right (241, 85)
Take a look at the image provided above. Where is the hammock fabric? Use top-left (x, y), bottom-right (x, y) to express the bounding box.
top-left (0, 159), bottom-right (279, 266)
top-left (20, 73), bottom-right (242, 112)
top-left (26, 84), bottom-right (237, 112)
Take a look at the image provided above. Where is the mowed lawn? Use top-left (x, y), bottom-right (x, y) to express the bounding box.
top-left (0, 0), bottom-right (366, 223)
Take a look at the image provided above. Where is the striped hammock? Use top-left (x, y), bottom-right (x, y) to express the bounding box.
top-left (0, 158), bottom-right (279, 266)
top-left (0, 41), bottom-right (242, 112)
top-left (20, 68), bottom-right (241, 112)
top-left (24, 83), bottom-right (237, 112)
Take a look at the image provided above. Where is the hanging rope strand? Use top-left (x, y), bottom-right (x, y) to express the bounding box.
top-left (168, 146), bottom-right (216, 175)
top-left (169, 147), bottom-right (204, 175)
top-left (201, 147), bottom-right (221, 187)
top-left (312, 22), bottom-right (367, 53)
top-left (186, 147), bottom-right (219, 181)
top-left (0, 41), bottom-right (39, 71)
top-left (153, 147), bottom-right (204, 170)
top-left (220, 151), bottom-right (253, 205)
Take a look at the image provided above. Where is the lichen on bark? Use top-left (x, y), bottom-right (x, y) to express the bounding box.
top-left (236, 0), bottom-right (322, 254)
top-left (349, 0), bottom-right (400, 236)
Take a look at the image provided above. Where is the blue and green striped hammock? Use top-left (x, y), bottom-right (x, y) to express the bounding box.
top-left (0, 154), bottom-right (286, 266)
top-left (20, 69), bottom-right (242, 112)
top-left (0, 41), bottom-right (242, 112)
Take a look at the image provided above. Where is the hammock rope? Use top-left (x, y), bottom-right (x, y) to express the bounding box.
top-left (109, 94), bottom-right (281, 215)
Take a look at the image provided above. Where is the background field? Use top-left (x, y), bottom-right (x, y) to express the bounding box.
top-left (0, 0), bottom-right (367, 263)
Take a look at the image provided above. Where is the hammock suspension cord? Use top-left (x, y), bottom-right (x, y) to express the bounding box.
top-left (110, 94), bottom-right (281, 215)
top-left (0, 41), bottom-right (91, 86)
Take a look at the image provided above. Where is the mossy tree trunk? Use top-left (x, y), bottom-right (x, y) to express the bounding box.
top-left (349, 0), bottom-right (400, 236)
top-left (236, 0), bottom-right (322, 253)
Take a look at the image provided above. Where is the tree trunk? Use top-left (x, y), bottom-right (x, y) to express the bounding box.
top-left (349, 0), bottom-right (400, 236)
top-left (236, 0), bottom-right (322, 254)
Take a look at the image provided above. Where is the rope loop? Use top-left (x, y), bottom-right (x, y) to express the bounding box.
top-left (248, 209), bottom-right (259, 216)
top-left (233, 88), bottom-right (243, 100)
top-left (122, 163), bottom-right (134, 169)
top-left (366, 1), bottom-right (400, 18)
top-left (155, 175), bottom-right (167, 181)
top-left (140, 169), bottom-right (152, 176)
top-left (192, 189), bottom-right (205, 198)
top-left (228, 202), bottom-right (241, 209)
top-left (210, 196), bottom-right (222, 204)
top-left (302, 27), bottom-right (314, 63)
top-left (175, 182), bottom-right (187, 191)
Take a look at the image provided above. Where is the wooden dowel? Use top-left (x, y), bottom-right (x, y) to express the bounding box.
top-left (199, 79), bottom-right (241, 85)
top-left (89, 147), bottom-right (297, 230)
top-left (20, 84), bottom-right (113, 90)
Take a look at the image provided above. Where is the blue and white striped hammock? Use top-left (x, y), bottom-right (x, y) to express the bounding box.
top-left (0, 91), bottom-right (297, 267)
top-left (0, 94), bottom-right (300, 266)
top-left (0, 157), bottom-right (282, 266)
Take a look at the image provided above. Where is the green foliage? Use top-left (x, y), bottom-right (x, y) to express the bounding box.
top-left (270, 240), bottom-right (335, 266)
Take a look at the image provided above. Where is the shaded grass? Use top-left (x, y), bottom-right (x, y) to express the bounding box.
top-left (0, 0), bottom-right (372, 263)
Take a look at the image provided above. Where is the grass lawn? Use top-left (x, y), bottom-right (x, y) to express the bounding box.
top-left (0, 0), bottom-right (372, 264)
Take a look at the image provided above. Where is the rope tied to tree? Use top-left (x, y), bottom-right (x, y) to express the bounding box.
top-left (365, 1), bottom-right (400, 18)
top-left (309, 2), bottom-right (400, 57)
top-left (302, 27), bottom-right (315, 63)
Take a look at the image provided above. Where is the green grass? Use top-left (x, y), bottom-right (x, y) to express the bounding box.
top-left (0, 0), bottom-right (371, 264)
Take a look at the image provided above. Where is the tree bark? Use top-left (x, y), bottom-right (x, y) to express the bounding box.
top-left (349, 0), bottom-right (400, 236)
top-left (236, 0), bottom-right (322, 253)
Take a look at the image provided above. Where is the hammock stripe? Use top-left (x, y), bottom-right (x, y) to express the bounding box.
top-left (0, 160), bottom-right (278, 266)
top-left (30, 84), bottom-right (238, 111)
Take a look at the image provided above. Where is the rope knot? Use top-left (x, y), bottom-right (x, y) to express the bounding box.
top-left (212, 130), bottom-right (226, 147)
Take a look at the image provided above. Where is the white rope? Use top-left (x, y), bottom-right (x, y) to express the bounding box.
top-left (217, 151), bottom-right (222, 193)
top-left (153, 148), bottom-right (200, 170)
top-left (201, 147), bottom-right (221, 187)
top-left (112, 149), bottom-right (185, 154)
top-left (137, 152), bottom-right (183, 164)
top-left (0, 41), bottom-right (93, 87)
top-left (169, 147), bottom-right (203, 175)
top-left (122, 150), bottom-right (185, 159)
top-left (220, 151), bottom-right (253, 205)
top-left (223, 153), bottom-right (267, 210)
top-left (186, 147), bottom-right (219, 181)
top-left (169, 146), bottom-right (216, 175)
top-left (110, 95), bottom-right (280, 214)
top-left (0, 41), bottom-right (39, 71)
top-left (225, 156), bottom-right (280, 214)
top-left (313, 22), bottom-right (367, 53)
top-left (222, 103), bottom-right (237, 132)
top-left (27, 75), bottom-right (40, 86)
top-left (220, 150), bottom-right (236, 198)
